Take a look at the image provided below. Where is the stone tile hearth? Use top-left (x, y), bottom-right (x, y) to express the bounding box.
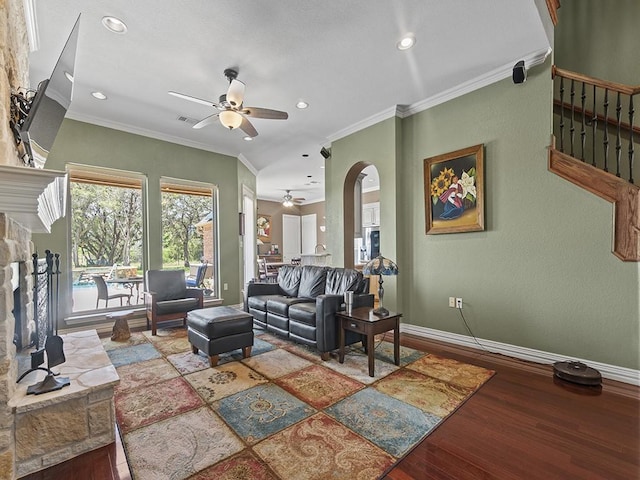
top-left (9, 330), bottom-right (119, 478)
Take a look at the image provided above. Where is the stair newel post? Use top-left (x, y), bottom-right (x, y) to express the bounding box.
top-left (628, 95), bottom-right (635, 184)
top-left (603, 88), bottom-right (609, 172)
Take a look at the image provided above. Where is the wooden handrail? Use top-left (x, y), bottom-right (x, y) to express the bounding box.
top-left (552, 66), bottom-right (640, 96)
top-left (545, 0), bottom-right (560, 26)
top-left (552, 99), bottom-right (640, 136)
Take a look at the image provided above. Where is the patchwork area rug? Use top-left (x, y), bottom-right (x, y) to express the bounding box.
top-left (104, 325), bottom-right (494, 480)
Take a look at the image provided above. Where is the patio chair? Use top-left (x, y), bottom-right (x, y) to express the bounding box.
top-left (92, 275), bottom-right (131, 308)
top-left (186, 262), bottom-right (208, 288)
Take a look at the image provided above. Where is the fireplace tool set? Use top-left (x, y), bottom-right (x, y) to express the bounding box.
top-left (16, 250), bottom-right (69, 395)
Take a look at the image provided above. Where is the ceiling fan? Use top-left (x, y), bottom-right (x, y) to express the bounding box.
top-left (282, 190), bottom-right (305, 207)
top-left (168, 68), bottom-right (288, 138)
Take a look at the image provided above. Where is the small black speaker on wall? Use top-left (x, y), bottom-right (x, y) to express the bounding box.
top-left (320, 147), bottom-right (331, 159)
top-left (512, 60), bottom-right (526, 84)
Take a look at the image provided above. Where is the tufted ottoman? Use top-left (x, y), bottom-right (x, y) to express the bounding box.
top-left (186, 306), bottom-right (254, 367)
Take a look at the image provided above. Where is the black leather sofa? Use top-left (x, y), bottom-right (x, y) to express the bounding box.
top-left (245, 265), bottom-right (373, 360)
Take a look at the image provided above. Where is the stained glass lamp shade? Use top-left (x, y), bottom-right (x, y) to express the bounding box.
top-left (362, 255), bottom-right (398, 316)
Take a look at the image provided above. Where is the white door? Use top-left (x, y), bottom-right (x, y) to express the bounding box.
top-left (242, 190), bottom-right (255, 288)
top-left (301, 214), bottom-right (317, 254)
top-left (282, 214), bottom-right (301, 263)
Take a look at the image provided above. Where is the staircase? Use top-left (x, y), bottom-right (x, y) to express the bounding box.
top-left (549, 66), bottom-right (640, 261)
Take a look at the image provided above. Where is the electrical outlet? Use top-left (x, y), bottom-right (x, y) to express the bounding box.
top-left (223, 283), bottom-right (228, 291)
top-left (448, 297), bottom-right (456, 308)
top-left (455, 297), bottom-right (463, 308)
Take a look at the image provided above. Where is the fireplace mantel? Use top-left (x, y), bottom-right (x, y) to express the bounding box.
top-left (0, 165), bottom-right (67, 233)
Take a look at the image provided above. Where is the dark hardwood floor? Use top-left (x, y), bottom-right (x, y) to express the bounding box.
top-left (20, 334), bottom-right (639, 480)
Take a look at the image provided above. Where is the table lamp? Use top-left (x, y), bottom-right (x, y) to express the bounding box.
top-left (362, 254), bottom-right (398, 316)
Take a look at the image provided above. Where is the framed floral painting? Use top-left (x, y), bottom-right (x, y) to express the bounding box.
top-left (424, 144), bottom-right (484, 234)
top-left (257, 214), bottom-right (271, 241)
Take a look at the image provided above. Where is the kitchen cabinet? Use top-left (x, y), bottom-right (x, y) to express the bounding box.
top-left (362, 202), bottom-right (380, 227)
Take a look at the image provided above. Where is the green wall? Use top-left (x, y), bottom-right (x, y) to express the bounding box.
top-left (326, 60), bottom-right (639, 370)
top-left (33, 119), bottom-right (249, 319)
top-left (554, 0), bottom-right (640, 85)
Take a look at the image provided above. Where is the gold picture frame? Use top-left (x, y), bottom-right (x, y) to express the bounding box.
top-left (424, 144), bottom-right (484, 234)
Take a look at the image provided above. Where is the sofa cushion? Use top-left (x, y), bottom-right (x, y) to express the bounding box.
top-left (297, 266), bottom-right (327, 299)
top-left (277, 265), bottom-right (302, 297)
top-left (325, 268), bottom-right (363, 295)
top-left (247, 294), bottom-right (279, 311)
top-left (267, 296), bottom-right (309, 316)
top-left (288, 302), bottom-right (317, 326)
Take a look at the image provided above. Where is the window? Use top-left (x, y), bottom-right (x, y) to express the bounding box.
top-left (68, 167), bottom-right (144, 313)
top-left (161, 179), bottom-right (218, 295)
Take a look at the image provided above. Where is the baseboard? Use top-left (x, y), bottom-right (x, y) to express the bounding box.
top-left (401, 324), bottom-right (640, 386)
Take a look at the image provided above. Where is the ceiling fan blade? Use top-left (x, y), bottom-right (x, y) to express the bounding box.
top-left (169, 91), bottom-right (218, 107)
top-left (242, 107), bottom-right (288, 120)
top-left (227, 79), bottom-right (245, 108)
top-left (193, 113), bottom-right (220, 129)
top-left (239, 116), bottom-right (258, 138)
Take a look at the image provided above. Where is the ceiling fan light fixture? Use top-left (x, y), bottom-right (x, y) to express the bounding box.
top-left (101, 16), bottom-right (128, 34)
top-left (397, 34), bottom-right (416, 50)
top-left (219, 110), bottom-right (242, 130)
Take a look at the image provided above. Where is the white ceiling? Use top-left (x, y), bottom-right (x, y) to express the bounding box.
top-left (27, 0), bottom-right (551, 204)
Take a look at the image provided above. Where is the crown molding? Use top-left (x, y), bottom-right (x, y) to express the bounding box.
top-left (326, 105), bottom-right (401, 143)
top-left (401, 47), bottom-right (551, 118)
top-left (326, 46), bottom-right (551, 143)
top-left (66, 111), bottom-right (239, 158)
top-left (238, 153), bottom-right (258, 176)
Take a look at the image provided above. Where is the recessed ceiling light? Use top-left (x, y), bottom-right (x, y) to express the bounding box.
top-left (302, 154), bottom-right (309, 158)
top-left (102, 16), bottom-right (128, 34)
top-left (64, 71), bottom-right (74, 83)
top-left (320, 165), bottom-right (325, 169)
top-left (91, 91), bottom-right (107, 100)
top-left (296, 101), bottom-right (309, 109)
top-left (243, 136), bottom-right (253, 141)
top-left (397, 34), bottom-right (416, 50)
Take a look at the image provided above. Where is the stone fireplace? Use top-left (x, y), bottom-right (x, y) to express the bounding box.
top-left (1, 2), bottom-right (119, 479)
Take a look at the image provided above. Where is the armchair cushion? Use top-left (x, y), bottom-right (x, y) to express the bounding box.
top-left (155, 298), bottom-right (201, 316)
top-left (147, 269), bottom-right (187, 301)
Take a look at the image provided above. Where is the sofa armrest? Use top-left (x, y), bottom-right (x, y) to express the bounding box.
top-left (315, 293), bottom-right (375, 353)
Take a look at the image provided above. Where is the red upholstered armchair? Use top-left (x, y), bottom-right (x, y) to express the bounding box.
top-left (144, 269), bottom-right (203, 335)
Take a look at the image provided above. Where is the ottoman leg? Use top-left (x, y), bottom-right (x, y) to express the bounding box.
top-left (192, 345), bottom-right (198, 354)
top-left (209, 355), bottom-right (219, 367)
top-left (242, 346), bottom-right (252, 359)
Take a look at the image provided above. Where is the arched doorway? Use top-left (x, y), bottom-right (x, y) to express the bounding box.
top-left (342, 163), bottom-right (380, 268)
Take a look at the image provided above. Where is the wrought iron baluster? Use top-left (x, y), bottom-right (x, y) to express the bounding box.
top-left (629, 95), bottom-right (635, 184)
top-left (559, 77), bottom-right (565, 152)
top-left (570, 80), bottom-right (576, 156)
top-left (580, 82), bottom-right (586, 161)
top-left (591, 84), bottom-right (597, 167)
top-left (602, 89), bottom-right (609, 172)
top-left (615, 92), bottom-right (622, 178)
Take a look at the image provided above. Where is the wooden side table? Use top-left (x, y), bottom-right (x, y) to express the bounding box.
top-left (337, 307), bottom-right (402, 377)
